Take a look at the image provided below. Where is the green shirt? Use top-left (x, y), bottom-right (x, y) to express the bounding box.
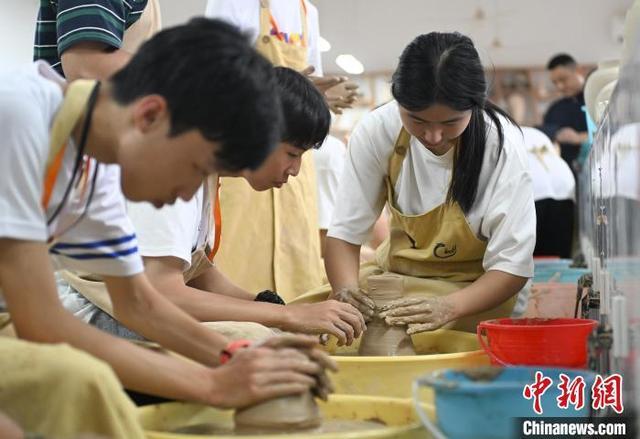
top-left (34, 0), bottom-right (148, 76)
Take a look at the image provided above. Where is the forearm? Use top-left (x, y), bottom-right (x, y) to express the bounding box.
top-left (448, 270), bottom-right (527, 318)
top-left (0, 240), bottom-right (213, 403)
top-left (159, 281), bottom-right (290, 328)
top-left (324, 237), bottom-right (361, 295)
top-left (106, 275), bottom-right (229, 367)
top-left (188, 265), bottom-right (255, 300)
top-left (61, 43), bottom-right (131, 81)
top-left (34, 306), bottom-right (213, 402)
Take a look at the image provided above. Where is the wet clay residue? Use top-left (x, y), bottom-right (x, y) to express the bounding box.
top-left (171, 419), bottom-right (388, 435)
top-left (460, 367), bottom-right (504, 382)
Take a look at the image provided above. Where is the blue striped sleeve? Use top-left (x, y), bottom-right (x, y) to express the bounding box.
top-left (50, 233), bottom-right (138, 260)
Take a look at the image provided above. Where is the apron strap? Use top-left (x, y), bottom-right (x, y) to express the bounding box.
top-left (207, 176), bottom-right (222, 262)
top-left (388, 128), bottom-right (411, 187)
top-left (299, 0), bottom-right (308, 47)
top-left (43, 79), bottom-right (97, 210)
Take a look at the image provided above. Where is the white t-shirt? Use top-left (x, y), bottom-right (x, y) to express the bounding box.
top-left (522, 127), bottom-right (575, 202)
top-left (0, 62), bottom-right (143, 280)
top-left (205, 0), bottom-right (322, 74)
top-left (313, 135), bottom-right (346, 229)
top-left (125, 181), bottom-right (215, 270)
top-left (328, 101), bottom-right (535, 278)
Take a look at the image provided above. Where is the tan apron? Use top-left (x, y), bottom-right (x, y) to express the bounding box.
top-left (308, 129), bottom-right (515, 332)
top-left (0, 80), bottom-right (145, 438)
top-left (214, 0), bottom-right (324, 302)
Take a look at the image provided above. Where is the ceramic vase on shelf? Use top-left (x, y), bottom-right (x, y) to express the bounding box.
top-left (584, 60), bottom-right (619, 123)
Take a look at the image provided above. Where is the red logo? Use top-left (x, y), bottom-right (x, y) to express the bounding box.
top-left (522, 372), bottom-right (624, 415)
top-left (557, 373), bottom-right (586, 410)
top-left (592, 373), bottom-right (624, 414)
top-left (523, 371), bottom-right (553, 415)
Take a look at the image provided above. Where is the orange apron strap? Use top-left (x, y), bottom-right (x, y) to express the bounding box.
top-left (207, 177), bottom-right (222, 262)
top-left (41, 143), bottom-right (68, 209)
top-left (42, 79), bottom-right (98, 211)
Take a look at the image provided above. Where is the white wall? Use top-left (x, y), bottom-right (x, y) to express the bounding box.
top-left (0, 0), bottom-right (39, 68)
top-left (1, 0), bottom-right (635, 72)
top-left (315, 0), bottom-right (635, 73)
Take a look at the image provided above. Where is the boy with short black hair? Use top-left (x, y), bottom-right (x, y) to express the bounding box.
top-left (0, 18), bottom-right (332, 438)
top-left (59, 66), bottom-right (365, 347)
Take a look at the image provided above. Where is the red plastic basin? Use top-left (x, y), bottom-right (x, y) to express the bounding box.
top-left (477, 318), bottom-right (598, 368)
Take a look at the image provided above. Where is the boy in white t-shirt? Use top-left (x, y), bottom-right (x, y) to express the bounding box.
top-left (59, 67), bottom-right (365, 347)
top-left (0, 19), bottom-right (334, 438)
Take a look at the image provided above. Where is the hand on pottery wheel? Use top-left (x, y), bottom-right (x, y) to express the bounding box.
top-left (333, 287), bottom-right (376, 322)
top-left (378, 296), bottom-right (457, 334)
top-left (284, 300), bottom-right (366, 346)
top-left (211, 335), bottom-right (334, 408)
top-left (257, 334), bottom-right (337, 401)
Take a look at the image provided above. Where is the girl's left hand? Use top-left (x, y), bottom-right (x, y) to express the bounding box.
top-left (378, 296), bottom-right (458, 335)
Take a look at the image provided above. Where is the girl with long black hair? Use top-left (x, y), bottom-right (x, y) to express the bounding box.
top-left (322, 32), bottom-right (536, 334)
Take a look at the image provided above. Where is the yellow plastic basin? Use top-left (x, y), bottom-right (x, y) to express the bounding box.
top-left (138, 395), bottom-right (434, 439)
top-left (291, 290), bottom-right (490, 399)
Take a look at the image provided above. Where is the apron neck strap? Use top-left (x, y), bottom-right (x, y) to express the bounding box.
top-left (389, 128), bottom-right (411, 186)
top-left (43, 79), bottom-right (98, 210)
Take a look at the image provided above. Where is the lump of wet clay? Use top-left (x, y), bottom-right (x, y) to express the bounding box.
top-left (234, 391), bottom-right (321, 432)
top-left (358, 274), bottom-right (416, 356)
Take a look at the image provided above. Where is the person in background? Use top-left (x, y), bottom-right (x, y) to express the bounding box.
top-left (318, 32), bottom-right (536, 334)
top-left (34, 0), bottom-right (151, 79)
top-left (205, 0), bottom-right (358, 302)
top-left (539, 53), bottom-right (588, 174)
top-left (59, 67), bottom-right (365, 347)
top-left (314, 134), bottom-right (347, 258)
top-left (0, 19), bottom-right (333, 438)
top-left (522, 127), bottom-right (576, 258)
top-left (313, 134), bottom-right (389, 263)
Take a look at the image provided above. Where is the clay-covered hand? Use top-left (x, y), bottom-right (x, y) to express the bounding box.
top-left (257, 334), bottom-right (338, 401)
top-left (378, 296), bottom-right (457, 335)
top-left (324, 81), bottom-right (360, 114)
top-left (284, 300), bottom-right (366, 346)
top-left (210, 337), bottom-right (324, 408)
top-left (333, 287), bottom-right (376, 322)
top-left (301, 65), bottom-right (346, 93)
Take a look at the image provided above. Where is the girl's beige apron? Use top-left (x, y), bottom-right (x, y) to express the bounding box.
top-left (309, 128), bottom-right (515, 332)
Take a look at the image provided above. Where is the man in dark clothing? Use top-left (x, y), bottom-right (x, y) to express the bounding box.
top-left (539, 53), bottom-right (588, 173)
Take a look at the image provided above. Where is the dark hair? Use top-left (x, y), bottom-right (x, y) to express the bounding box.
top-left (391, 32), bottom-right (517, 213)
top-left (547, 53), bottom-right (577, 70)
top-left (274, 67), bottom-right (330, 150)
top-left (110, 18), bottom-right (281, 172)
